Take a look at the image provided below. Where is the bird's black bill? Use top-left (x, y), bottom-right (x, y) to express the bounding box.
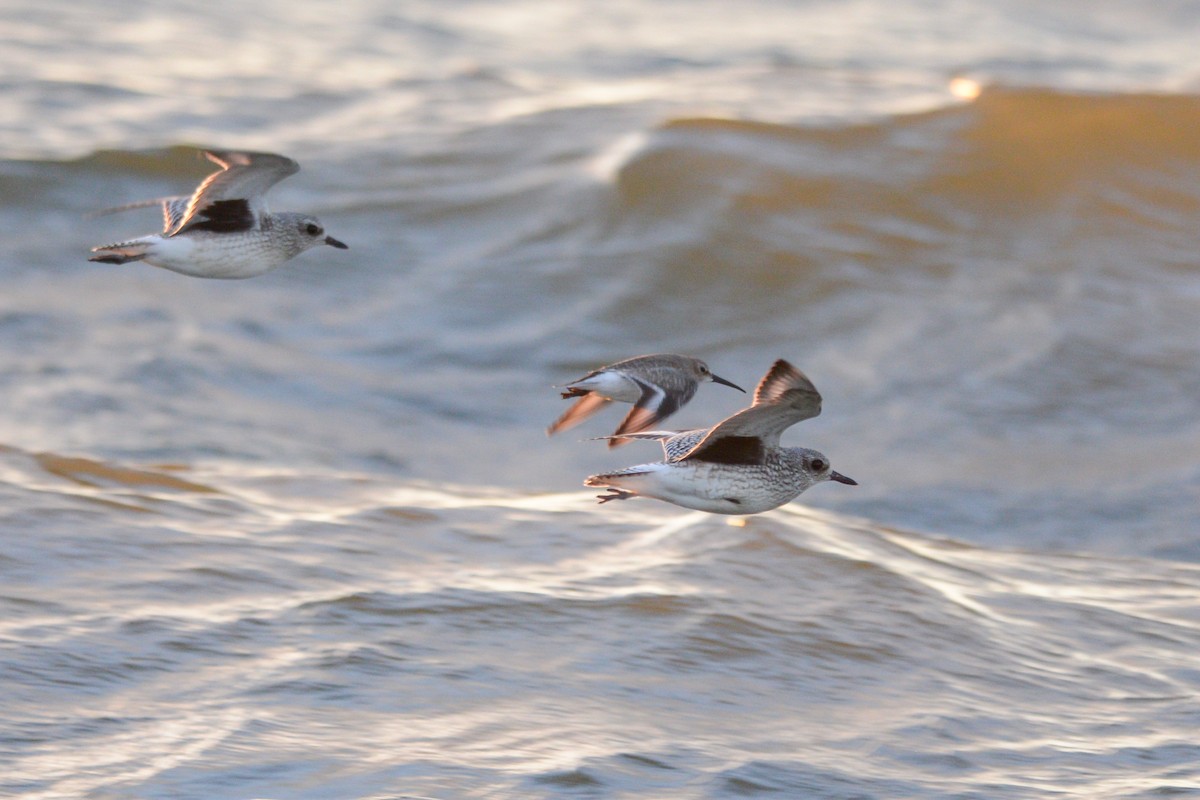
top-left (325, 236), bottom-right (349, 249)
top-left (830, 471), bottom-right (857, 485)
top-left (711, 374), bottom-right (746, 393)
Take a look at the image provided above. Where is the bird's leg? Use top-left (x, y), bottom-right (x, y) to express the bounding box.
top-left (596, 489), bottom-right (636, 504)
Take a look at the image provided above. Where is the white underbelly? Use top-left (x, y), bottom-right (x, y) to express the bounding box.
top-left (613, 461), bottom-right (798, 515)
top-left (571, 371), bottom-right (642, 403)
top-left (144, 235), bottom-right (288, 279)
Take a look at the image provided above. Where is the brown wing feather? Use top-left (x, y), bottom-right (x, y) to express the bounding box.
top-left (169, 150), bottom-right (300, 235)
top-left (610, 378), bottom-right (679, 445)
top-left (547, 393), bottom-right (612, 436)
top-left (753, 359), bottom-right (816, 406)
top-left (680, 359), bottom-right (822, 462)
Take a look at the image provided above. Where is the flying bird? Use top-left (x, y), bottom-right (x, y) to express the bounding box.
top-left (548, 354), bottom-right (744, 447)
top-left (585, 359), bottom-right (856, 513)
top-left (89, 149), bottom-right (348, 279)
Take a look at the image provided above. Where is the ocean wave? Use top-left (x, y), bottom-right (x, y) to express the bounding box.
top-left (607, 86), bottom-right (1200, 246)
top-left (4, 451), bottom-right (1200, 797)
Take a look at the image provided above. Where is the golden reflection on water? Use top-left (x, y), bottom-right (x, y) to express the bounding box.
top-left (949, 77), bottom-right (982, 101)
top-left (34, 452), bottom-right (218, 493)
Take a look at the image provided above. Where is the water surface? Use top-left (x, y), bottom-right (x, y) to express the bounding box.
top-left (2, 1), bottom-right (1199, 797)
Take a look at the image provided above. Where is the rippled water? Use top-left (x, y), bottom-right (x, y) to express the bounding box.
top-left (2, 0), bottom-right (1200, 797)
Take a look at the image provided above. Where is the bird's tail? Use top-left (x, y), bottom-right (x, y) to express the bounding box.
top-left (584, 468), bottom-right (656, 504)
top-left (89, 239), bottom-right (151, 264)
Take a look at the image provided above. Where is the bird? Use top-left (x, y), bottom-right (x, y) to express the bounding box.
top-left (88, 149), bottom-right (348, 279)
top-left (584, 359), bottom-right (856, 514)
top-left (548, 354), bottom-right (745, 447)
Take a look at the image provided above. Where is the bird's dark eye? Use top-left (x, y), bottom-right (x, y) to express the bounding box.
top-left (811, 458), bottom-right (826, 471)
top-left (305, 223), bottom-right (322, 236)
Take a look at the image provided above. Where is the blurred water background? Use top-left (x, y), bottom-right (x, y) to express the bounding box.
top-left (2, 1), bottom-right (1199, 797)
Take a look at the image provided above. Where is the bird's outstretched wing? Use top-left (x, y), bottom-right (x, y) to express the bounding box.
top-left (679, 360), bottom-right (822, 465)
top-left (87, 195), bottom-right (190, 234)
top-left (170, 150), bottom-right (300, 236)
top-left (589, 428), bottom-right (707, 460)
top-left (547, 392), bottom-right (611, 436)
top-left (609, 375), bottom-right (690, 447)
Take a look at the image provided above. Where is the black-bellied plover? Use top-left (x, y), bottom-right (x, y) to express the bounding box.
top-left (89, 150), bottom-right (348, 279)
top-left (548, 354), bottom-right (744, 447)
top-left (584, 359), bottom-right (856, 513)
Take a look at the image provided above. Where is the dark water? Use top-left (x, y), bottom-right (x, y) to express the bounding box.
top-left (2, 0), bottom-right (1200, 797)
